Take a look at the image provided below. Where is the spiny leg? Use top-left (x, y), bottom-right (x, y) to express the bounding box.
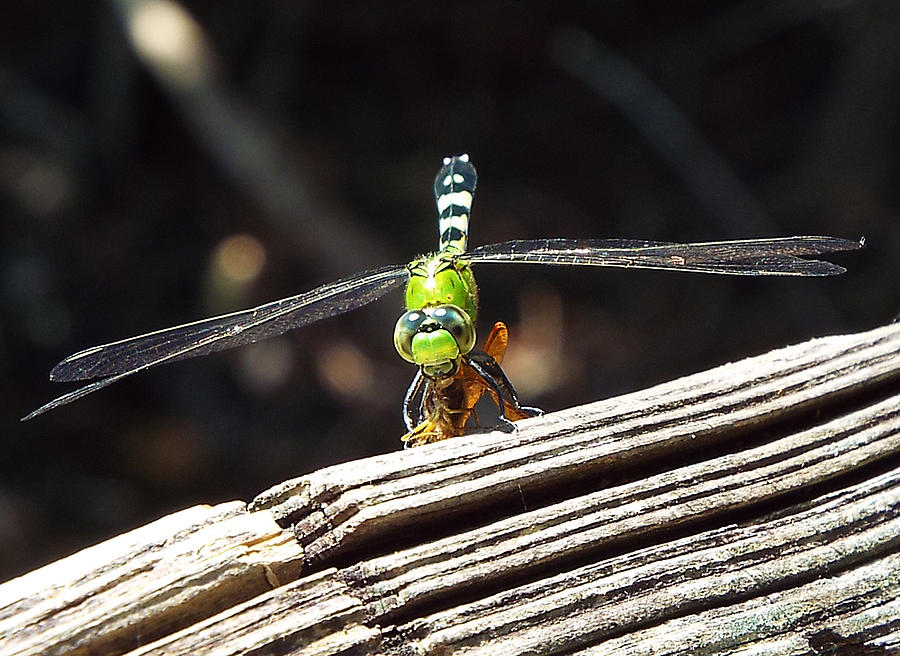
top-left (465, 351), bottom-right (542, 431)
top-left (402, 369), bottom-right (427, 432)
top-left (401, 376), bottom-right (468, 448)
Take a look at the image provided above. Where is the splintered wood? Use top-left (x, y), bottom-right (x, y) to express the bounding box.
top-left (3, 321), bottom-right (899, 655)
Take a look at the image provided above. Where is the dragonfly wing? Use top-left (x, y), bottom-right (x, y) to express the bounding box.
top-left (24, 265), bottom-right (408, 420)
top-left (463, 236), bottom-right (863, 276)
top-left (23, 370), bottom-right (153, 421)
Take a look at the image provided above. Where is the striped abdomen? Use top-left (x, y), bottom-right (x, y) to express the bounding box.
top-left (434, 154), bottom-right (477, 255)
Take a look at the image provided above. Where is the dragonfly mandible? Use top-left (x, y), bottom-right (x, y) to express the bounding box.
top-left (24, 154), bottom-right (862, 446)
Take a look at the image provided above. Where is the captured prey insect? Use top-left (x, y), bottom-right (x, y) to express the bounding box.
top-left (25, 155), bottom-right (862, 446)
top-left (401, 320), bottom-right (536, 447)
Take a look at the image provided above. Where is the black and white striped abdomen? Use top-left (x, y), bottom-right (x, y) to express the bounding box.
top-left (433, 154), bottom-right (477, 255)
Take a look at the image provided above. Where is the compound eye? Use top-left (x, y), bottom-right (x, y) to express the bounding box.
top-left (393, 310), bottom-right (426, 362)
top-left (430, 305), bottom-right (476, 355)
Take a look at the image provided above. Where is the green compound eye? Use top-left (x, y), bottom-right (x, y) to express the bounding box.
top-left (428, 305), bottom-right (475, 355)
top-left (393, 310), bottom-right (426, 363)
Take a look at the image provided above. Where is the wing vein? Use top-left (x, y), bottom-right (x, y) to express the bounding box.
top-left (463, 237), bottom-right (862, 276)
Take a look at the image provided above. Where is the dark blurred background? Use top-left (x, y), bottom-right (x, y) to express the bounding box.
top-left (1, 1), bottom-right (896, 581)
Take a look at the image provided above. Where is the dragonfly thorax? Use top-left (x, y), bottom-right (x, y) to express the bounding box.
top-left (404, 252), bottom-right (478, 319)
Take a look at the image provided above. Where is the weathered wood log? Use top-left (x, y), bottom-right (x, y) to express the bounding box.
top-left (3, 321), bottom-right (899, 655)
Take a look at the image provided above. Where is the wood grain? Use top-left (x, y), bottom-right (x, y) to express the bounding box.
top-left (2, 321), bottom-right (898, 655)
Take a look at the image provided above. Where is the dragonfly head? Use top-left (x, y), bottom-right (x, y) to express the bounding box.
top-left (394, 304), bottom-right (476, 379)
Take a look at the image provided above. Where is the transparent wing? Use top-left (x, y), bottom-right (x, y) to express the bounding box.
top-left (462, 236), bottom-right (863, 276)
top-left (24, 264), bottom-right (409, 420)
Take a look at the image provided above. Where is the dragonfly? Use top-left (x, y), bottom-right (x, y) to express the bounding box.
top-left (25, 154), bottom-right (862, 446)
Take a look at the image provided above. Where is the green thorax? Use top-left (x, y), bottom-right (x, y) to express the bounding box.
top-left (405, 252), bottom-right (479, 322)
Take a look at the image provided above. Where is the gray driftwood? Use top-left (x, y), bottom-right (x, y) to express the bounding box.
top-left (2, 321), bottom-right (899, 655)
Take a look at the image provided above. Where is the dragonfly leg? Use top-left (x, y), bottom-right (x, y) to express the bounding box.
top-left (402, 370), bottom-right (427, 432)
top-left (465, 351), bottom-right (543, 430)
top-left (401, 379), bottom-right (466, 448)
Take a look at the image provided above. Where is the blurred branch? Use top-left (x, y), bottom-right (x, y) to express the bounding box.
top-left (794, 0), bottom-right (900, 212)
top-left (678, 0), bottom-right (855, 64)
top-left (550, 26), bottom-right (774, 238)
top-left (548, 26), bottom-right (858, 328)
top-left (110, 0), bottom-right (394, 277)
